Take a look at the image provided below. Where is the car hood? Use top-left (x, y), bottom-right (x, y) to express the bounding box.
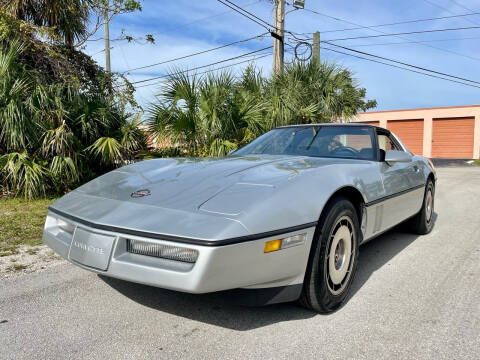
top-left (49, 155), bottom-right (367, 240)
top-left (69, 155), bottom-right (312, 210)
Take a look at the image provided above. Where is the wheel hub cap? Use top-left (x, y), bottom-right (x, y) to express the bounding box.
top-left (328, 224), bottom-right (352, 286)
top-left (425, 190), bottom-right (433, 222)
top-left (334, 240), bottom-right (345, 270)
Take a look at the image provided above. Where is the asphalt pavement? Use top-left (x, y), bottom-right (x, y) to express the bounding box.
top-left (1, 167), bottom-right (479, 360)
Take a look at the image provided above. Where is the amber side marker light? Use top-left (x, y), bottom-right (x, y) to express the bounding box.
top-left (264, 239), bottom-right (282, 253)
top-left (264, 234), bottom-right (307, 253)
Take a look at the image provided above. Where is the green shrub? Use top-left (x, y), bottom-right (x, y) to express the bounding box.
top-left (147, 62), bottom-right (377, 157)
top-left (0, 41), bottom-right (146, 198)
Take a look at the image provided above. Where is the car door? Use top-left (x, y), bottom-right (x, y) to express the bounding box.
top-left (377, 130), bottom-right (424, 231)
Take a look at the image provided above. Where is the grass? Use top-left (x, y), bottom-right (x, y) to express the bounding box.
top-left (473, 160), bottom-right (480, 166)
top-left (0, 197), bottom-right (57, 256)
top-left (26, 247), bottom-right (39, 255)
top-left (7, 264), bottom-right (27, 272)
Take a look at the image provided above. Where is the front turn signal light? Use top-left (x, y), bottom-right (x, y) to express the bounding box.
top-left (264, 233), bottom-right (307, 253)
top-left (264, 239), bottom-right (282, 253)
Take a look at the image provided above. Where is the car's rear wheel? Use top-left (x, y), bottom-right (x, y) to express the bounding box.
top-left (300, 197), bottom-right (360, 313)
top-left (408, 179), bottom-right (435, 235)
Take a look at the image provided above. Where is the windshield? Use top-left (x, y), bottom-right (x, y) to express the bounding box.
top-left (233, 126), bottom-right (376, 160)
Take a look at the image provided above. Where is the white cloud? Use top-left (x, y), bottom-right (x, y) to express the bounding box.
top-left (83, 0), bottom-right (480, 111)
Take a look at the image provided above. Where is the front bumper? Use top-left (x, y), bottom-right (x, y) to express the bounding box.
top-left (43, 211), bottom-right (315, 294)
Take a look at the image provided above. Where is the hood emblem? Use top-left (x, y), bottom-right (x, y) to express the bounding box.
top-left (131, 189), bottom-right (151, 198)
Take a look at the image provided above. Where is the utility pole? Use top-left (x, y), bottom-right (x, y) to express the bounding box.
top-left (104, 8), bottom-right (111, 73)
top-left (312, 31), bottom-right (320, 65)
top-left (272, 0), bottom-right (285, 76)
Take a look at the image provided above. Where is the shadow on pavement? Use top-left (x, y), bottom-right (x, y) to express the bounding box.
top-left (99, 275), bottom-right (315, 331)
top-left (347, 212), bottom-right (437, 301)
top-left (99, 213), bottom-right (437, 331)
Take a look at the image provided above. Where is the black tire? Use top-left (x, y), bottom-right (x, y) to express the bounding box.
top-left (408, 179), bottom-right (435, 235)
top-left (300, 197), bottom-right (360, 313)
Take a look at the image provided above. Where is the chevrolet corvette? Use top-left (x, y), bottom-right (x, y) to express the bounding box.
top-left (43, 124), bottom-right (436, 313)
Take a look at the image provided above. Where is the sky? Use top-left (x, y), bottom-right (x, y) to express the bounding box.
top-left (84, 0), bottom-right (480, 111)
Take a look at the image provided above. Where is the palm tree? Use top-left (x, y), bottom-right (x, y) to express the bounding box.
top-left (0, 41), bottom-right (41, 153)
top-left (148, 68), bottom-right (266, 157)
top-left (0, 42), bottom-right (147, 198)
top-left (264, 61), bottom-right (377, 127)
top-left (148, 72), bottom-right (202, 154)
top-left (1, 0), bottom-right (89, 47)
top-left (120, 115), bottom-right (147, 160)
top-left (147, 61), bottom-right (376, 157)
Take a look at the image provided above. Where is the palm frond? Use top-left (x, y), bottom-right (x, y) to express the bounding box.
top-left (50, 155), bottom-right (79, 183)
top-left (41, 123), bottom-right (76, 157)
top-left (0, 152), bottom-right (49, 199)
top-left (86, 137), bottom-right (124, 165)
top-left (209, 138), bottom-right (238, 157)
top-left (121, 116), bottom-right (146, 156)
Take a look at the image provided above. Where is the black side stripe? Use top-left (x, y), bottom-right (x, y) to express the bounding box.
top-left (365, 184), bottom-right (425, 207)
top-left (47, 206), bottom-right (317, 247)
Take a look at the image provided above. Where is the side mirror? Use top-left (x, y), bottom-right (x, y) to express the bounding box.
top-left (384, 150), bottom-right (412, 165)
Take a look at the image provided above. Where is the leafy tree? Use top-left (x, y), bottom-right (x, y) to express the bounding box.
top-left (0, 5), bottom-right (147, 199)
top-left (74, 0), bottom-right (154, 48)
top-left (0, 10), bottom-right (140, 110)
top-left (0, 0), bottom-right (153, 48)
top-left (147, 61), bottom-right (376, 157)
top-left (0, 41), bottom-right (146, 198)
top-left (1, 0), bottom-right (90, 47)
top-left (148, 69), bottom-right (267, 157)
top-left (264, 61), bottom-right (377, 127)
top-left (148, 72), bottom-right (202, 154)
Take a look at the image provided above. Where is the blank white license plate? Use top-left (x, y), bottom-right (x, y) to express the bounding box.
top-left (69, 227), bottom-right (115, 271)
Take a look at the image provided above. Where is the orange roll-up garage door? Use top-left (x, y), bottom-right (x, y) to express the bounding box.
top-left (432, 117), bottom-right (474, 158)
top-left (387, 119), bottom-right (424, 155)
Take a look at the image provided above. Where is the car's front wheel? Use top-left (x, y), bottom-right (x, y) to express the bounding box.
top-left (300, 197), bottom-right (360, 313)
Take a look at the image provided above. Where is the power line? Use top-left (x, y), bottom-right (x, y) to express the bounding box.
top-left (122, 33), bottom-right (269, 73)
top-left (323, 25), bottom-right (480, 42)
top-left (118, 44), bottom-right (131, 69)
top-left (339, 36), bottom-right (480, 48)
top-left (89, 47), bottom-right (111, 56)
top-left (448, 0), bottom-right (480, 25)
top-left (88, 1), bottom-right (264, 44)
top-left (135, 54), bottom-right (270, 89)
top-left (167, 0), bottom-right (262, 31)
top-left (450, 0), bottom-right (477, 13)
top-left (315, 11), bottom-right (480, 34)
top-left (124, 46), bottom-right (273, 86)
top-left (322, 41), bottom-right (480, 85)
top-left (321, 46), bottom-right (480, 89)
top-left (422, 0), bottom-right (454, 13)
top-left (223, 0), bottom-right (275, 28)
top-left (134, 53), bottom-right (272, 89)
top-left (217, 0), bottom-right (273, 31)
top-left (217, 0), bottom-right (301, 37)
top-left (302, 8), bottom-right (480, 63)
top-left (422, 0), bottom-right (480, 26)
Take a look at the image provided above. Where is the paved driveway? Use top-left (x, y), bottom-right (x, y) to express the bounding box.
top-left (1, 167), bottom-right (479, 360)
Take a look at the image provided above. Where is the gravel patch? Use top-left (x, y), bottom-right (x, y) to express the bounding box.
top-left (0, 245), bottom-right (65, 278)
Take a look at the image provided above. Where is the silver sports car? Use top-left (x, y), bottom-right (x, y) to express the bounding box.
top-left (43, 124), bottom-right (436, 313)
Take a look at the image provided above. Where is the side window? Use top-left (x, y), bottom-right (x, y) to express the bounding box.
top-left (377, 134), bottom-right (400, 151)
